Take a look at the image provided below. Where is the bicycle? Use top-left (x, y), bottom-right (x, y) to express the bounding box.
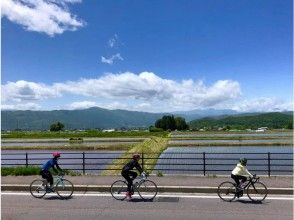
top-left (110, 173), bottom-right (158, 201)
top-left (217, 175), bottom-right (268, 202)
top-left (30, 174), bottom-right (74, 199)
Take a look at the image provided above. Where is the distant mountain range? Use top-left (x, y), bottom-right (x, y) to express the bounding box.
top-left (189, 112), bottom-right (293, 129)
top-left (1, 107), bottom-right (293, 130)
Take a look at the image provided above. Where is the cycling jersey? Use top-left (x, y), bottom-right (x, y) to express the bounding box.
top-left (122, 159), bottom-right (143, 173)
top-left (41, 158), bottom-right (60, 171)
top-left (232, 163), bottom-right (253, 177)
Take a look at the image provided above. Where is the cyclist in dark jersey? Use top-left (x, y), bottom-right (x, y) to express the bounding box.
top-left (40, 152), bottom-right (63, 190)
top-left (121, 153), bottom-right (145, 200)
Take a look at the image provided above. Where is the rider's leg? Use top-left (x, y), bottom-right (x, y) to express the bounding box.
top-left (239, 176), bottom-right (247, 188)
top-left (46, 171), bottom-right (54, 188)
top-left (121, 171), bottom-right (133, 193)
top-left (231, 174), bottom-right (240, 187)
top-left (128, 171), bottom-right (137, 194)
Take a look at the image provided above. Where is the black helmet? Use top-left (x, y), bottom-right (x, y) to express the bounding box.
top-left (132, 153), bottom-right (140, 160)
top-left (239, 158), bottom-right (247, 166)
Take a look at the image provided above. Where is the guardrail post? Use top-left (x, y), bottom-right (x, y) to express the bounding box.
top-left (203, 152), bottom-right (206, 176)
top-left (141, 152), bottom-right (144, 170)
top-left (267, 152), bottom-right (271, 177)
top-left (82, 152), bottom-right (85, 175)
top-left (25, 152), bottom-right (28, 167)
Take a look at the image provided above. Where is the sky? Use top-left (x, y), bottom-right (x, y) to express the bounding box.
top-left (1, 0), bottom-right (293, 113)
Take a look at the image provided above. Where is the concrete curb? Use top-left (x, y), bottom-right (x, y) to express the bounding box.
top-left (2, 184), bottom-right (293, 195)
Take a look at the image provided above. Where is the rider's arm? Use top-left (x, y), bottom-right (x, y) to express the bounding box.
top-left (243, 167), bottom-right (253, 178)
top-left (134, 161), bottom-right (143, 174)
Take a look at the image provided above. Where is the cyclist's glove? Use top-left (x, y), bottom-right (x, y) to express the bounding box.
top-left (141, 171), bottom-right (147, 177)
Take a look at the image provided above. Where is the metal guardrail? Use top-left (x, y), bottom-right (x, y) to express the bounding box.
top-left (1, 152), bottom-right (293, 176)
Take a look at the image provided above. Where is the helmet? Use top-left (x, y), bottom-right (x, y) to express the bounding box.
top-left (239, 158), bottom-right (247, 166)
top-left (53, 152), bottom-right (61, 158)
top-left (132, 153), bottom-right (140, 160)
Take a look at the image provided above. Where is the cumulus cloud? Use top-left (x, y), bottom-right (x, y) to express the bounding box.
top-left (2, 102), bottom-right (41, 110)
top-left (67, 101), bottom-right (98, 109)
top-left (1, 80), bottom-right (60, 102)
top-left (1, 0), bottom-right (85, 36)
top-left (232, 97), bottom-right (293, 112)
top-left (101, 53), bottom-right (124, 64)
top-left (2, 72), bottom-right (243, 111)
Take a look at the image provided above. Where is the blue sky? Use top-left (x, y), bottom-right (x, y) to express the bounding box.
top-left (2, 0), bottom-right (293, 112)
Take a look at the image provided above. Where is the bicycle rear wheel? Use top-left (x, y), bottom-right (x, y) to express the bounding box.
top-left (217, 181), bottom-right (236, 202)
top-left (55, 179), bottom-right (74, 199)
top-left (247, 182), bottom-right (268, 202)
top-left (30, 179), bottom-right (47, 198)
top-left (110, 180), bottom-right (128, 200)
top-left (137, 180), bottom-right (158, 200)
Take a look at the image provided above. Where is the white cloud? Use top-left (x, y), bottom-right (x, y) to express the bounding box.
top-left (67, 101), bottom-right (98, 109)
top-left (2, 72), bottom-right (243, 111)
top-left (2, 102), bottom-right (41, 110)
top-left (101, 53), bottom-right (123, 64)
top-left (232, 97), bottom-right (293, 112)
top-left (1, 0), bottom-right (85, 36)
top-left (1, 80), bottom-right (61, 102)
top-left (108, 34), bottom-right (118, 48)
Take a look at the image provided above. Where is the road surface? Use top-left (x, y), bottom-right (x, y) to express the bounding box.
top-left (2, 192), bottom-right (293, 220)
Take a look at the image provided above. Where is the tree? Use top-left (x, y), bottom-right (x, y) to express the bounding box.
top-left (155, 115), bottom-right (176, 131)
top-left (175, 117), bottom-right (189, 130)
top-left (155, 115), bottom-right (188, 131)
top-left (50, 122), bottom-right (64, 131)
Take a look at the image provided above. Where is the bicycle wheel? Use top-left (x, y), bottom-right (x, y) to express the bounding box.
top-left (30, 179), bottom-right (47, 198)
top-left (55, 179), bottom-right (74, 199)
top-left (110, 180), bottom-right (128, 200)
top-left (217, 181), bottom-right (236, 202)
top-left (247, 182), bottom-right (268, 202)
top-left (137, 180), bottom-right (158, 200)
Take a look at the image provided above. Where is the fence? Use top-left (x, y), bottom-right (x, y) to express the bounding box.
top-left (1, 152), bottom-right (293, 176)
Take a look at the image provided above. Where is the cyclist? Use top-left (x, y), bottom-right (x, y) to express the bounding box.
top-left (40, 152), bottom-right (63, 191)
top-left (231, 158), bottom-right (253, 193)
top-left (121, 153), bottom-right (145, 200)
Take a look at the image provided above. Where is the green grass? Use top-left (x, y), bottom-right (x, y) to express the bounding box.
top-left (168, 142), bottom-right (293, 147)
top-left (102, 137), bottom-right (169, 175)
top-left (1, 144), bottom-right (135, 151)
top-left (2, 130), bottom-right (169, 139)
top-left (1, 166), bottom-right (82, 176)
top-left (1, 166), bottom-right (41, 176)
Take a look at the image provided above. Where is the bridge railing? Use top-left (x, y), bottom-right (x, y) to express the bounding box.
top-left (1, 152), bottom-right (293, 176)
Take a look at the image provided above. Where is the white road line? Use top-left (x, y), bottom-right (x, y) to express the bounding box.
top-left (2, 192), bottom-right (294, 201)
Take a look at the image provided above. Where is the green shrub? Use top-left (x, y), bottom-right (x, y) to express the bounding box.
top-left (1, 166), bottom-right (40, 176)
top-left (156, 171), bottom-right (164, 177)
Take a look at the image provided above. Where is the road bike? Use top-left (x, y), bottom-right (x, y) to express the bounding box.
top-left (30, 174), bottom-right (74, 199)
top-left (110, 173), bottom-right (158, 201)
top-left (217, 175), bottom-right (268, 202)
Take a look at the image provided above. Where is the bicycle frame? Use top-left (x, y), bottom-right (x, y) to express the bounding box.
top-left (239, 176), bottom-right (259, 190)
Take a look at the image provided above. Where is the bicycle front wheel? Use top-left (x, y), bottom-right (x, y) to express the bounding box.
top-left (217, 181), bottom-right (236, 202)
top-left (55, 179), bottom-right (74, 199)
top-left (247, 182), bottom-right (268, 202)
top-left (30, 179), bottom-right (47, 198)
top-left (110, 180), bottom-right (128, 200)
top-left (137, 180), bottom-right (158, 200)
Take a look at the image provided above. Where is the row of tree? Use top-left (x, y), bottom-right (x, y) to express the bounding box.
top-left (154, 115), bottom-right (189, 131)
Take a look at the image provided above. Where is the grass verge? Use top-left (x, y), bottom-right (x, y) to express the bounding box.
top-left (1, 144), bottom-right (135, 151)
top-left (102, 137), bottom-right (169, 175)
top-left (2, 131), bottom-right (169, 139)
top-left (1, 166), bottom-right (82, 176)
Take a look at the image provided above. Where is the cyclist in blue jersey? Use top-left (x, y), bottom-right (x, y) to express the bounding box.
top-left (40, 152), bottom-right (63, 191)
top-left (121, 153), bottom-right (145, 200)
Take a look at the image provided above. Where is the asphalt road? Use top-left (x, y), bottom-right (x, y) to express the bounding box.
top-left (2, 192), bottom-right (293, 220)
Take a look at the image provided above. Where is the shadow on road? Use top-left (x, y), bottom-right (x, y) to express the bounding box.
top-left (129, 198), bottom-right (154, 203)
top-left (235, 199), bottom-right (268, 205)
top-left (44, 196), bottom-right (74, 201)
